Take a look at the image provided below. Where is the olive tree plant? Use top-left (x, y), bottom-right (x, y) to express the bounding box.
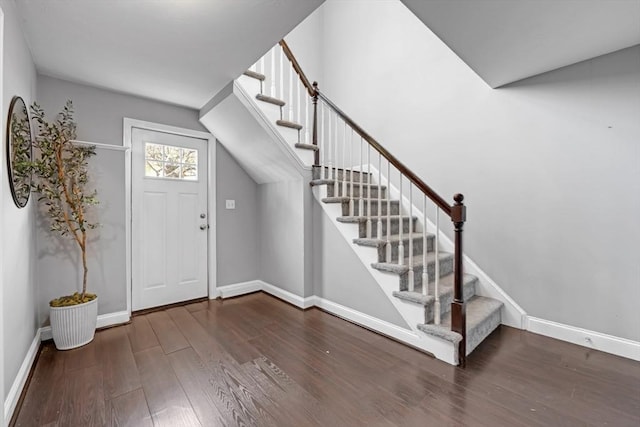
top-left (30, 100), bottom-right (99, 306)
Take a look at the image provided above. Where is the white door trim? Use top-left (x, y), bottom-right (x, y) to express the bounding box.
top-left (123, 118), bottom-right (216, 316)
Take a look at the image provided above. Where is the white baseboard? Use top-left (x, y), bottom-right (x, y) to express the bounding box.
top-left (40, 310), bottom-right (130, 341)
top-left (214, 280), bottom-right (263, 299)
top-left (214, 280), bottom-right (315, 309)
top-left (309, 296), bottom-right (419, 344)
top-left (310, 296), bottom-right (456, 364)
top-left (261, 281), bottom-right (315, 309)
top-left (526, 316), bottom-right (640, 361)
top-left (4, 330), bottom-right (41, 426)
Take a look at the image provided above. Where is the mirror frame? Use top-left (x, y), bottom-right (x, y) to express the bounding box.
top-left (6, 96), bottom-right (33, 208)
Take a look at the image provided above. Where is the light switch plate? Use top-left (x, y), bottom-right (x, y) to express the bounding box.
top-left (225, 199), bottom-right (236, 209)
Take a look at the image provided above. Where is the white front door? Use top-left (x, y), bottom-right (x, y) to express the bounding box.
top-left (131, 128), bottom-right (209, 310)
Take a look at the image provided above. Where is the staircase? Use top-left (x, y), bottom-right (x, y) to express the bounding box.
top-left (218, 40), bottom-right (506, 366)
top-left (307, 167), bottom-right (503, 361)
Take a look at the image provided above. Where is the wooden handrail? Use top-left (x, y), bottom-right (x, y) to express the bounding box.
top-left (279, 40), bottom-right (316, 97)
top-left (278, 38), bottom-right (466, 367)
top-left (316, 91), bottom-right (453, 217)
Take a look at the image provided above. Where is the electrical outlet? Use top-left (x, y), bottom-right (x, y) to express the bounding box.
top-left (225, 199), bottom-right (235, 209)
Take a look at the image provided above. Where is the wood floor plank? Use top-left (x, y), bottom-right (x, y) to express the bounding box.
top-left (61, 332), bottom-right (102, 373)
top-left (58, 365), bottom-right (105, 427)
top-left (134, 346), bottom-right (202, 427)
top-left (168, 347), bottom-right (259, 426)
top-left (191, 308), bottom-right (262, 364)
top-left (126, 315), bottom-right (159, 353)
top-left (13, 344), bottom-right (65, 427)
top-left (105, 388), bottom-right (153, 427)
top-left (184, 301), bottom-right (208, 313)
top-left (146, 310), bottom-right (189, 354)
top-left (11, 293), bottom-right (640, 427)
top-left (99, 326), bottom-right (142, 399)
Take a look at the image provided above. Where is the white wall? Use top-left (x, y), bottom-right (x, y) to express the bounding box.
top-left (216, 143), bottom-right (260, 286)
top-left (34, 75), bottom-right (210, 323)
top-left (321, 0), bottom-right (640, 341)
top-left (1, 0), bottom-right (37, 404)
top-left (285, 5), bottom-right (325, 88)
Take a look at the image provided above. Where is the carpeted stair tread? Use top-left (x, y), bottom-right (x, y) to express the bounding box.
top-left (326, 182), bottom-right (386, 190)
top-left (353, 233), bottom-right (434, 248)
top-left (276, 119), bottom-right (303, 130)
top-left (371, 251), bottom-right (452, 274)
top-left (294, 143), bottom-right (318, 151)
top-left (417, 295), bottom-right (503, 355)
top-left (256, 94), bottom-right (285, 106)
top-left (392, 274), bottom-right (477, 305)
top-left (337, 214), bottom-right (416, 224)
top-left (243, 70), bottom-right (266, 81)
top-left (311, 179), bottom-right (336, 187)
top-left (312, 166), bottom-right (371, 182)
top-left (322, 197), bottom-right (397, 204)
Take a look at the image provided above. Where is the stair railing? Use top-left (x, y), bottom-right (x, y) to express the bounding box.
top-left (255, 39), bottom-right (468, 367)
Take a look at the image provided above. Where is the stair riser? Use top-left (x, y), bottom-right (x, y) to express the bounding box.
top-left (378, 235), bottom-right (434, 263)
top-left (466, 307), bottom-right (502, 355)
top-left (358, 218), bottom-right (416, 239)
top-left (313, 167), bottom-right (371, 183)
top-left (327, 184), bottom-right (385, 199)
top-left (341, 200), bottom-right (400, 216)
top-left (398, 256), bottom-right (454, 291)
top-left (423, 280), bottom-right (476, 323)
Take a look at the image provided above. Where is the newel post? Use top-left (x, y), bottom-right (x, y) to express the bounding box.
top-left (312, 81), bottom-right (319, 166)
top-left (451, 193), bottom-right (467, 367)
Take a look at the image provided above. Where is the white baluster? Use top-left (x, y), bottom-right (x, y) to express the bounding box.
top-left (327, 107), bottom-right (332, 181)
top-left (366, 144), bottom-right (372, 238)
top-left (408, 183), bottom-right (414, 291)
top-left (296, 79), bottom-right (301, 125)
top-left (279, 46), bottom-right (284, 101)
top-left (377, 152), bottom-right (382, 241)
top-left (259, 56), bottom-right (264, 76)
top-left (386, 160), bottom-right (392, 263)
top-left (342, 123), bottom-right (347, 197)
top-left (288, 66), bottom-right (294, 121)
top-left (349, 129), bottom-right (354, 216)
top-left (319, 102), bottom-right (325, 177)
top-left (422, 194), bottom-right (428, 296)
top-left (305, 91), bottom-right (310, 144)
top-left (334, 112), bottom-right (339, 194)
top-left (270, 48), bottom-right (276, 97)
top-left (434, 207), bottom-right (441, 324)
top-left (398, 174), bottom-right (404, 265)
top-left (359, 136), bottom-right (364, 217)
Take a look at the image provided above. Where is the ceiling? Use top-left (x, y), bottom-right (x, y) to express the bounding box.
top-left (401, 0), bottom-right (640, 88)
top-left (16, 0), bottom-right (323, 109)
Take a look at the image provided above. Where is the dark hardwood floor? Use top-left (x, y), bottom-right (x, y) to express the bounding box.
top-left (12, 292), bottom-right (640, 426)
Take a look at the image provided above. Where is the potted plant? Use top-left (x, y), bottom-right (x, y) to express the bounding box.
top-left (29, 100), bottom-right (100, 350)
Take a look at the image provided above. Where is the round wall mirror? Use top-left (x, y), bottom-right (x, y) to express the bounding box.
top-left (6, 96), bottom-right (33, 208)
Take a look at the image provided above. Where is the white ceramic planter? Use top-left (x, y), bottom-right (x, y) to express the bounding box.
top-left (50, 297), bottom-right (98, 350)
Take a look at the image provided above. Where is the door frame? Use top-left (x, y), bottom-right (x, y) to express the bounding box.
top-left (123, 118), bottom-right (216, 316)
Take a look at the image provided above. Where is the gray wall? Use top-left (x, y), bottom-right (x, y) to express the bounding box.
top-left (1, 0), bottom-right (38, 400)
top-left (34, 75), bottom-right (210, 324)
top-left (216, 143), bottom-right (259, 286)
top-left (312, 202), bottom-right (409, 328)
top-left (257, 177), bottom-right (308, 297)
top-left (321, 0), bottom-right (640, 341)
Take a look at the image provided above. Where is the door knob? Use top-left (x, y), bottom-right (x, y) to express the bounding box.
top-left (200, 224), bottom-right (208, 230)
